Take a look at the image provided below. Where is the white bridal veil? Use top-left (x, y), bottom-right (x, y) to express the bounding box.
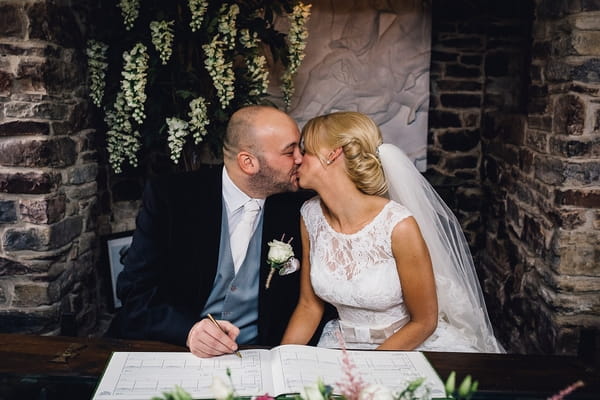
top-left (378, 143), bottom-right (504, 353)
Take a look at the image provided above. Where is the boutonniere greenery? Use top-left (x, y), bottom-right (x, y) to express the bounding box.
top-left (265, 235), bottom-right (300, 289)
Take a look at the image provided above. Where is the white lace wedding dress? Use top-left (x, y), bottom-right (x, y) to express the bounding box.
top-left (302, 196), bottom-right (481, 352)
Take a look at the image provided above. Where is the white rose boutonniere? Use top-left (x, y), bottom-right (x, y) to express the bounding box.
top-left (265, 235), bottom-right (300, 289)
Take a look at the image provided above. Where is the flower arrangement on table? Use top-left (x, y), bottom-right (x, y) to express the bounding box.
top-left (86, 0), bottom-right (311, 173)
top-left (151, 345), bottom-right (479, 400)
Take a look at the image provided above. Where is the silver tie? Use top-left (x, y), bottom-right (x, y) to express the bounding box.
top-left (230, 200), bottom-right (261, 274)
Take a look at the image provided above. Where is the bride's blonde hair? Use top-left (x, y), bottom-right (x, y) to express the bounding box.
top-left (302, 111), bottom-right (387, 196)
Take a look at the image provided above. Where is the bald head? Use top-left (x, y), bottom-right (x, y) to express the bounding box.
top-left (223, 105), bottom-right (291, 160)
top-left (222, 105), bottom-right (303, 197)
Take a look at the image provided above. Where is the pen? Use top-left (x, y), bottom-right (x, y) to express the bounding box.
top-left (207, 313), bottom-right (242, 358)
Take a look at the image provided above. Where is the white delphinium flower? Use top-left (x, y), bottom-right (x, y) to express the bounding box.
top-left (105, 91), bottom-right (141, 173)
top-left (188, 97), bottom-right (209, 144)
top-left (166, 117), bottom-right (189, 163)
top-left (281, 2), bottom-right (311, 110)
top-left (202, 36), bottom-right (235, 109)
top-left (188, 0), bottom-right (208, 32)
top-left (217, 3), bottom-right (239, 51)
top-left (118, 0), bottom-right (140, 31)
top-left (86, 40), bottom-right (108, 107)
top-left (121, 42), bottom-right (149, 125)
top-left (150, 20), bottom-right (175, 65)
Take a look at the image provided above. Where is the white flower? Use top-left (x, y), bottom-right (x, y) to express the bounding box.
top-left (189, 0), bottom-right (208, 32)
top-left (239, 29), bottom-right (259, 49)
top-left (166, 117), bottom-right (189, 163)
top-left (188, 96), bottom-right (210, 144)
top-left (203, 36), bottom-right (235, 109)
top-left (200, 4), bottom-right (239, 109)
top-left (118, 0), bottom-right (140, 31)
top-left (150, 20), bottom-right (175, 65)
top-left (218, 3), bottom-right (239, 51)
top-left (359, 384), bottom-right (395, 400)
top-left (120, 42), bottom-right (149, 124)
top-left (86, 40), bottom-right (108, 107)
top-left (238, 29), bottom-right (269, 97)
top-left (267, 239), bottom-right (294, 266)
top-left (105, 88), bottom-right (141, 173)
top-left (281, 2), bottom-right (311, 110)
top-left (302, 384), bottom-right (325, 400)
top-left (210, 376), bottom-right (233, 400)
top-left (247, 54), bottom-right (269, 97)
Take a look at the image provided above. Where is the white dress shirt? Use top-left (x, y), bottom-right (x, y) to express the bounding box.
top-left (222, 166), bottom-right (265, 245)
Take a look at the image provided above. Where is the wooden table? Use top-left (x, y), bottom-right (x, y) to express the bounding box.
top-left (1, 333), bottom-right (598, 399)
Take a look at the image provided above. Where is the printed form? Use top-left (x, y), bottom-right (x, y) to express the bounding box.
top-left (92, 345), bottom-right (445, 400)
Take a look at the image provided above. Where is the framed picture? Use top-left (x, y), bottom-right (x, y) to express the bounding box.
top-left (104, 231), bottom-right (133, 310)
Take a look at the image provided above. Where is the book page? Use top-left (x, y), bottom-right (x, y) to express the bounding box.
top-left (92, 350), bottom-right (274, 400)
top-left (269, 345), bottom-right (445, 398)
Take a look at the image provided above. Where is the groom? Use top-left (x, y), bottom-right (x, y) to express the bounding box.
top-left (109, 105), bottom-right (320, 357)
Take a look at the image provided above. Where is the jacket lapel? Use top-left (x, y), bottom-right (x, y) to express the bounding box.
top-left (188, 167), bottom-right (224, 309)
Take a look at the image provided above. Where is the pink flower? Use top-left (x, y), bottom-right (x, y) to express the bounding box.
top-left (254, 395), bottom-right (275, 400)
top-left (547, 381), bottom-right (585, 400)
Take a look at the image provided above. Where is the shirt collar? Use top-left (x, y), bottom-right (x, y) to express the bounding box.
top-left (222, 166), bottom-right (265, 214)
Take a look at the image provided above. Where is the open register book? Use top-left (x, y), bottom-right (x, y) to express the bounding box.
top-left (92, 344), bottom-right (445, 400)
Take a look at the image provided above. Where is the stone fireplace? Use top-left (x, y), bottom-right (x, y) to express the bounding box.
top-left (0, 0), bottom-right (598, 356)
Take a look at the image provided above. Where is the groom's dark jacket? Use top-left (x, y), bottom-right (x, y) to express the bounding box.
top-left (109, 165), bottom-right (319, 347)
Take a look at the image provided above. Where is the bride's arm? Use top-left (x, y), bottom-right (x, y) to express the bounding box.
top-left (377, 216), bottom-right (438, 351)
top-left (281, 217), bottom-right (325, 344)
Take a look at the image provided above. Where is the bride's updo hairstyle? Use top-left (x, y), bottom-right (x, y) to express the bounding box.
top-left (302, 111), bottom-right (387, 196)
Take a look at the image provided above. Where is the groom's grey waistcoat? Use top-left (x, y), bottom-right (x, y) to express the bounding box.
top-left (201, 204), bottom-right (263, 343)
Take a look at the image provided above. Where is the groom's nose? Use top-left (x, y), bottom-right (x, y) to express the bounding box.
top-left (293, 146), bottom-right (303, 164)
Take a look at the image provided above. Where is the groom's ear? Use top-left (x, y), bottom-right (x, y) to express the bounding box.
top-left (237, 151), bottom-right (259, 175)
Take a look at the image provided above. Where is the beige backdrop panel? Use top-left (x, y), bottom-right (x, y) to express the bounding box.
top-left (272, 0), bottom-right (431, 170)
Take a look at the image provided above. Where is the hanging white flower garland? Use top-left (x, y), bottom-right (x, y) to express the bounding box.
top-left (150, 20), bottom-right (175, 65)
top-left (166, 117), bottom-right (190, 164)
top-left (240, 29), bottom-right (270, 97)
top-left (281, 2), bottom-right (311, 110)
top-left (103, 42), bottom-right (148, 172)
top-left (86, 40), bottom-right (108, 108)
top-left (118, 0), bottom-right (140, 31)
top-left (166, 97), bottom-right (210, 163)
top-left (188, 97), bottom-right (210, 145)
top-left (90, 1), bottom-right (311, 172)
top-left (188, 0), bottom-right (209, 32)
top-left (105, 91), bottom-right (142, 173)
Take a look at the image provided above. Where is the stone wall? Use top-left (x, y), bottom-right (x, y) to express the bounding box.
top-left (428, 1), bottom-right (489, 250)
top-left (430, 0), bottom-right (599, 356)
top-left (480, 0), bottom-right (600, 355)
top-left (0, 1), bottom-right (101, 335)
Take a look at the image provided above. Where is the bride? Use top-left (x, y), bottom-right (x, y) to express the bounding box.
top-left (281, 111), bottom-right (504, 352)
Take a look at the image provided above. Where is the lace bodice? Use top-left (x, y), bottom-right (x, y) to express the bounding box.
top-left (301, 196), bottom-right (412, 329)
top-left (302, 196), bottom-right (492, 352)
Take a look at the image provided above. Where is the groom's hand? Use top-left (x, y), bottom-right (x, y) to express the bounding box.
top-left (186, 318), bottom-right (240, 358)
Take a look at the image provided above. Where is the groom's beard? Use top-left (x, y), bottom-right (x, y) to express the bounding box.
top-left (250, 157), bottom-right (299, 196)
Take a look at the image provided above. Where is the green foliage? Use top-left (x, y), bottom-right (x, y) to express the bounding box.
top-left (444, 371), bottom-right (478, 400)
top-left (153, 372), bottom-right (479, 400)
top-left (151, 385), bottom-right (193, 400)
